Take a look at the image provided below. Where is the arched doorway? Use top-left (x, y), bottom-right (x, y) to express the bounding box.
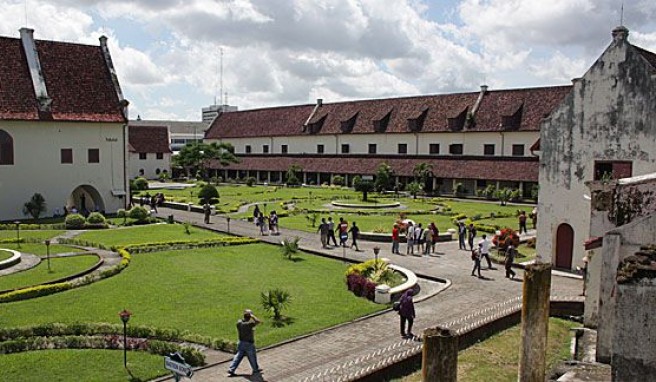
top-left (68, 185), bottom-right (105, 214)
top-left (555, 223), bottom-right (574, 269)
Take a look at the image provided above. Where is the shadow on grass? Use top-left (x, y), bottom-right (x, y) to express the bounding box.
top-left (288, 256), bottom-right (305, 263)
top-left (271, 316), bottom-right (295, 328)
top-left (126, 367), bottom-right (144, 382)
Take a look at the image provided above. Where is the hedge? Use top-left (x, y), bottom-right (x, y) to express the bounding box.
top-left (57, 237), bottom-right (258, 253)
top-left (0, 223), bottom-right (66, 230)
top-left (0, 282), bottom-right (73, 303)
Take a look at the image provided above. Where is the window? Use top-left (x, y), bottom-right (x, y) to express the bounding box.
top-left (484, 144), bottom-right (495, 156)
top-left (156, 152), bottom-right (164, 160)
top-left (594, 161), bottom-right (633, 181)
top-left (139, 169), bottom-right (144, 176)
top-left (0, 130), bottom-right (14, 165)
top-left (263, 144), bottom-right (269, 154)
top-left (429, 143), bottom-right (440, 155)
top-left (61, 148), bottom-right (73, 164)
top-left (512, 144), bottom-right (525, 156)
top-left (138, 153), bottom-right (147, 160)
top-left (368, 144), bottom-right (377, 154)
top-left (341, 144), bottom-right (350, 154)
top-left (281, 144), bottom-right (288, 154)
top-left (155, 168), bottom-right (161, 175)
top-left (317, 144), bottom-right (325, 154)
top-left (245, 145), bottom-right (252, 154)
top-left (398, 143), bottom-right (407, 154)
top-left (449, 144), bottom-right (463, 155)
top-left (88, 148), bottom-right (100, 163)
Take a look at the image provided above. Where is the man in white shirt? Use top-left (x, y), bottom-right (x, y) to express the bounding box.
top-left (414, 223), bottom-right (424, 255)
top-left (478, 234), bottom-right (493, 269)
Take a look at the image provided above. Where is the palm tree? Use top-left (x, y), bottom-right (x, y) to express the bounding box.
top-left (406, 181), bottom-right (422, 199)
top-left (23, 193), bottom-right (47, 221)
top-left (261, 288), bottom-right (292, 321)
top-left (413, 163), bottom-right (434, 191)
top-left (280, 237), bottom-right (300, 260)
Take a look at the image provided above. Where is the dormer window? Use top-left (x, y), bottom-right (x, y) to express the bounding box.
top-left (340, 112), bottom-right (358, 133)
top-left (407, 108), bottom-right (429, 132)
top-left (447, 107), bottom-right (468, 131)
top-left (373, 109), bottom-right (393, 133)
top-left (501, 103), bottom-right (524, 130)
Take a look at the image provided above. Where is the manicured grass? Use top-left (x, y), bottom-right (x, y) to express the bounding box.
top-left (75, 224), bottom-right (226, 247)
top-left (0, 243), bottom-right (384, 347)
top-left (0, 255), bottom-right (99, 291)
top-left (0, 349), bottom-right (166, 382)
top-left (490, 244), bottom-right (537, 264)
top-left (395, 318), bottom-right (577, 382)
top-left (0, 230), bottom-right (64, 241)
top-left (0, 250), bottom-right (12, 262)
top-left (0, 243), bottom-right (82, 256)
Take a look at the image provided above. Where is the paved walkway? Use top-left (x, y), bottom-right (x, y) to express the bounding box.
top-left (154, 207), bottom-right (582, 382)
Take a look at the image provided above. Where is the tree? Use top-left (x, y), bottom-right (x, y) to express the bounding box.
top-left (23, 193), bottom-right (47, 221)
top-left (172, 142), bottom-right (238, 179)
top-left (198, 184), bottom-right (220, 204)
top-left (280, 237), bottom-right (300, 260)
top-left (261, 288), bottom-right (292, 322)
top-left (374, 162), bottom-right (394, 192)
top-left (355, 180), bottom-right (375, 201)
top-left (406, 181), bottom-right (422, 199)
top-left (286, 164), bottom-right (302, 186)
top-left (413, 163), bottom-right (433, 191)
top-left (495, 188), bottom-right (512, 206)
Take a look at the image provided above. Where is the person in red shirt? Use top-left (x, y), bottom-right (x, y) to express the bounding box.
top-left (518, 211), bottom-right (528, 234)
top-left (336, 217), bottom-right (349, 247)
top-left (391, 224), bottom-right (400, 254)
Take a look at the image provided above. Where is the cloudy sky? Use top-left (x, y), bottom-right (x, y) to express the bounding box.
top-left (2, 0), bottom-right (655, 121)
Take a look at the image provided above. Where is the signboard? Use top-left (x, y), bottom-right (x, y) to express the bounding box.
top-left (362, 175), bottom-right (374, 181)
top-left (165, 354), bottom-right (194, 379)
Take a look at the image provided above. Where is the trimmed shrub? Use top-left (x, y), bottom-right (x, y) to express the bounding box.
top-left (116, 209), bottom-right (127, 218)
top-left (0, 283), bottom-right (73, 303)
top-left (128, 206), bottom-right (149, 222)
top-left (133, 177), bottom-right (149, 191)
top-left (198, 184), bottom-right (219, 205)
top-left (246, 177), bottom-right (257, 187)
top-left (86, 212), bottom-right (106, 225)
top-left (65, 214), bottom-right (86, 229)
top-left (331, 175), bottom-right (345, 186)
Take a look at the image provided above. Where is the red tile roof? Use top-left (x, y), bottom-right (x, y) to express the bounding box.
top-left (128, 125), bottom-right (171, 153)
top-left (0, 36), bottom-right (125, 123)
top-left (208, 155), bottom-right (539, 182)
top-left (206, 86), bottom-right (572, 139)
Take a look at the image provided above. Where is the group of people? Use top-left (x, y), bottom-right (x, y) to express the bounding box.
top-left (470, 233), bottom-right (517, 280)
top-left (457, 222), bottom-right (479, 251)
top-left (139, 192), bottom-right (165, 213)
top-left (316, 217), bottom-right (360, 251)
top-left (392, 222), bottom-right (440, 256)
top-left (252, 205), bottom-right (280, 236)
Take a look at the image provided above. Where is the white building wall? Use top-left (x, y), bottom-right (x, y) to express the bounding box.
top-left (129, 152), bottom-right (171, 179)
top-left (0, 121), bottom-right (128, 220)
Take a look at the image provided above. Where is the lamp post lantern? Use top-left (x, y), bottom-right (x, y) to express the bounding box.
top-left (119, 309), bottom-right (132, 368)
top-left (45, 239), bottom-right (51, 272)
top-left (13, 221), bottom-right (21, 249)
top-left (373, 246), bottom-right (381, 270)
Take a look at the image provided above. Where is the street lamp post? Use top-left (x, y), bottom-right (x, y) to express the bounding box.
top-left (119, 309), bottom-right (132, 368)
top-left (45, 240), bottom-right (51, 272)
top-left (14, 221), bottom-right (20, 249)
top-left (373, 246), bottom-right (381, 270)
top-left (226, 216), bottom-right (231, 233)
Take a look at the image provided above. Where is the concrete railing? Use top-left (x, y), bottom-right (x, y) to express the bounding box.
top-left (0, 248), bottom-right (21, 270)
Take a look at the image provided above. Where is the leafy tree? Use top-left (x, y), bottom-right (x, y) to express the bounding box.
top-left (172, 142), bottom-right (238, 179)
top-left (406, 181), bottom-right (422, 199)
top-left (280, 237), bottom-right (300, 260)
top-left (413, 163), bottom-right (433, 191)
top-left (198, 184), bottom-right (220, 204)
top-left (531, 184), bottom-right (539, 200)
top-left (374, 162), bottom-right (394, 192)
top-left (495, 188), bottom-right (512, 206)
top-left (286, 164), bottom-right (302, 186)
top-left (261, 288), bottom-right (292, 321)
top-left (246, 177), bottom-right (257, 187)
top-left (331, 175), bottom-right (345, 187)
top-left (352, 175), bottom-right (362, 188)
top-left (23, 193), bottom-right (47, 221)
top-left (355, 180), bottom-right (375, 201)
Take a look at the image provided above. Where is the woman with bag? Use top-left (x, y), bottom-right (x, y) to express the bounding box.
top-left (398, 289), bottom-right (416, 339)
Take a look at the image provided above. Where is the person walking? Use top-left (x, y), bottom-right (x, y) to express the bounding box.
top-left (317, 218), bottom-right (329, 248)
top-left (504, 244), bottom-right (517, 279)
top-left (269, 211), bottom-right (279, 235)
top-left (349, 222), bottom-right (360, 251)
top-left (257, 212), bottom-right (268, 235)
top-left (398, 289), bottom-right (416, 339)
top-left (530, 207), bottom-right (538, 229)
top-left (478, 234), bottom-right (493, 269)
top-left (518, 211), bottom-right (528, 234)
top-left (406, 222), bottom-right (415, 256)
top-left (203, 202), bottom-right (211, 224)
top-left (253, 205), bottom-right (261, 225)
top-left (227, 309), bottom-right (262, 377)
top-left (327, 217), bottom-right (338, 246)
top-left (337, 217), bottom-right (349, 247)
top-left (429, 222), bottom-right (439, 254)
top-left (467, 223), bottom-right (477, 250)
top-left (458, 222), bottom-right (467, 250)
top-left (414, 223), bottom-right (424, 255)
top-left (471, 248), bottom-right (482, 278)
top-left (423, 227), bottom-right (433, 256)
top-left (391, 224), bottom-right (400, 254)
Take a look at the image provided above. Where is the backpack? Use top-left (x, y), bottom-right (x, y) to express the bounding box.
top-left (392, 301), bottom-right (400, 311)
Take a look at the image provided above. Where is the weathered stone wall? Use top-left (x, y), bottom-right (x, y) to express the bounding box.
top-left (537, 29), bottom-right (656, 269)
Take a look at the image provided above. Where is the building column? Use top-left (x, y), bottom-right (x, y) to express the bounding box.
top-left (519, 181), bottom-right (524, 197)
top-left (303, 172), bottom-right (307, 184)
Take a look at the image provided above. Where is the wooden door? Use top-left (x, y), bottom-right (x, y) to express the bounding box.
top-left (555, 223), bottom-right (574, 269)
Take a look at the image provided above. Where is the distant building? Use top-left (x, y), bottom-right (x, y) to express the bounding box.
top-left (203, 85), bottom-right (571, 195)
top-left (0, 28), bottom-right (128, 220)
top-left (129, 119), bottom-right (207, 152)
top-left (127, 124), bottom-right (171, 179)
top-left (202, 104), bottom-right (238, 124)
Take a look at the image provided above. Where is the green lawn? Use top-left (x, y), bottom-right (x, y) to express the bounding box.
top-left (75, 224), bottom-right (225, 247)
top-left (0, 243), bottom-right (82, 256)
top-left (490, 244), bottom-right (537, 264)
top-left (0, 349), bottom-right (166, 382)
top-left (0, 243), bottom-right (383, 347)
top-left (396, 318), bottom-right (576, 382)
top-left (0, 250), bottom-right (13, 262)
top-left (0, 230), bottom-right (64, 241)
top-left (0, 255), bottom-right (99, 291)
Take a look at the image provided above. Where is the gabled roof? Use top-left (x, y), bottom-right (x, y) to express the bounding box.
top-left (206, 85), bottom-right (571, 139)
top-left (635, 45), bottom-right (656, 71)
top-left (0, 35), bottom-right (125, 123)
top-left (128, 125), bottom-right (171, 153)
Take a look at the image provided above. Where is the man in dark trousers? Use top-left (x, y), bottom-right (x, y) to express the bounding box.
top-left (518, 211), bottom-right (528, 234)
top-left (505, 245), bottom-right (517, 279)
top-left (203, 203), bottom-right (211, 224)
top-left (327, 217), bottom-right (338, 246)
top-left (478, 234), bottom-right (493, 269)
top-left (398, 289), bottom-right (416, 339)
top-left (458, 222), bottom-right (467, 250)
top-left (228, 309), bottom-right (262, 377)
top-left (467, 223), bottom-right (477, 250)
top-left (471, 248), bottom-right (482, 278)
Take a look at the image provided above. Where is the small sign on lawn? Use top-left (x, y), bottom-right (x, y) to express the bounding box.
top-left (165, 352), bottom-right (194, 380)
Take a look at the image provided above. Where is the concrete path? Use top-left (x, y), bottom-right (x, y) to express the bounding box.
top-left (153, 207), bottom-right (582, 382)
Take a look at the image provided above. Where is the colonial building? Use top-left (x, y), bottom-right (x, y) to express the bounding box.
top-left (536, 26), bottom-right (656, 271)
top-left (0, 28), bottom-right (128, 220)
top-left (204, 85), bottom-right (571, 196)
top-left (127, 124), bottom-right (171, 179)
top-left (130, 119), bottom-right (207, 153)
